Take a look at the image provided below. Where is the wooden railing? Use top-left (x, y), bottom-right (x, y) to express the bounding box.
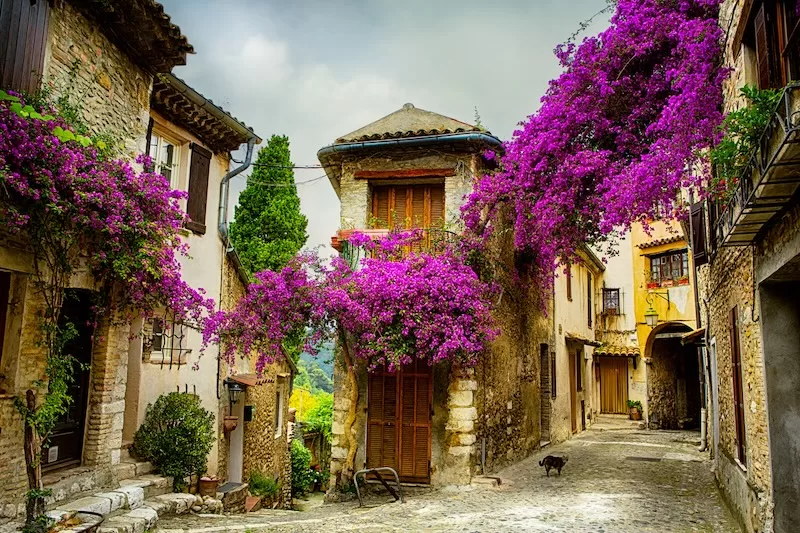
top-left (333, 228), bottom-right (458, 270)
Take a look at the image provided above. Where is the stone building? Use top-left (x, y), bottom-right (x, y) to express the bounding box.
top-left (687, 1), bottom-right (800, 531)
top-left (549, 246), bottom-right (605, 444)
top-left (0, 0), bottom-right (192, 518)
top-left (320, 103), bottom-right (553, 488)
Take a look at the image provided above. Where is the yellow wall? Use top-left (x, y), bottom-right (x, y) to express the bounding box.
top-left (630, 221), bottom-right (698, 353)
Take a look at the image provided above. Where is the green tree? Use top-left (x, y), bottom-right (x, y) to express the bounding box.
top-left (230, 135), bottom-right (308, 274)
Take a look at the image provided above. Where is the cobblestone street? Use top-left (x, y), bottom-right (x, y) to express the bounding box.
top-left (155, 420), bottom-right (740, 533)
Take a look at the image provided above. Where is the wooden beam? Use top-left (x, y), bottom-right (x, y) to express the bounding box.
top-left (354, 168), bottom-right (456, 179)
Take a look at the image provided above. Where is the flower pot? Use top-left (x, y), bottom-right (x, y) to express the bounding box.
top-left (223, 415), bottom-right (239, 435)
top-left (199, 476), bottom-right (219, 498)
top-left (630, 408), bottom-right (642, 421)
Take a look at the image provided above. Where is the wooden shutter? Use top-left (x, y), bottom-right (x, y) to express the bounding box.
top-left (587, 273), bottom-right (593, 328)
top-left (691, 202), bottom-right (708, 266)
top-left (566, 265), bottom-right (572, 301)
top-left (398, 360), bottom-right (431, 482)
top-left (0, 0), bottom-right (50, 94)
top-left (186, 143), bottom-right (211, 234)
top-left (429, 186), bottom-right (444, 227)
top-left (372, 186), bottom-right (390, 228)
top-left (367, 370), bottom-right (398, 472)
top-left (0, 272), bottom-right (10, 365)
top-left (730, 306), bottom-right (747, 465)
top-left (755, 3), bottom-right (773, 89)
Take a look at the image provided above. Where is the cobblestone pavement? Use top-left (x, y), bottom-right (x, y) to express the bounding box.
top-left (156, 423), bottom-right (741, 533)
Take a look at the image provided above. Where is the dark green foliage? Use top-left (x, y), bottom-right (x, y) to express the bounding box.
top-left (132, 393), bottom-right (215, 490)
top-left (302, 393), bottom-right (333, 442)
top-left (290, 440), bottom-right (315, 497)
top-left (711, 85), bottom-right (782, 200)
top-left (229, 135), bottom-right (308, 274)
top-left (627, 400), bottom-right (642, 411)
top-left (295, 358), bottom-right (333, 394)
top-left (248, 470), bottom-right (280, 499)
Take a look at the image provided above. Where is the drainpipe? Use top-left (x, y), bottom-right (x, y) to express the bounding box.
top-left (216, 136), bottom-right (258, 401)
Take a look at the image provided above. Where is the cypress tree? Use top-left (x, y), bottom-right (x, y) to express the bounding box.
top-left (230, 135), bottom-right (308, 274)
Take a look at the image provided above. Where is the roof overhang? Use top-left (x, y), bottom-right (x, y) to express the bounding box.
top-left (69, 0), bottom-right (194, 73)
top-left (594, 344), bottom-right (640, 357)
top-left (151, 74), bottom-right (262, 154)
top-left (565, 333), bottom-right (601, 347)
top-left (681, 327), bottom-right (706, 346)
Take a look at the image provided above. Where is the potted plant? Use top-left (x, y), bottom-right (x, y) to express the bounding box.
top-left (627, 400), bottom-right (643, 420)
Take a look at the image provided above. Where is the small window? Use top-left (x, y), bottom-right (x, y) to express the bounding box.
top-left (148, 318), bottom-right (187, 365)
top-left (603, 288), bottom-right (621, 315)
top-left (649, 250), bottom-right (689, 288)
top-left (148, 133), bottom-right (181, 189)
top-left (587, 273), bottom-right (593, 328)
top-left (566, 264), bottom-right (572, 301)
top-left (550, 351), bottom-right (557, 399)
top-left (576, 351), bottom-right (583, 392)
top-left (274, 388), bottom-right (284, 438)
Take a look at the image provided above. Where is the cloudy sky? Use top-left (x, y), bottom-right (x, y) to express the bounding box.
top-left (160, 0), bottom-right (610, 253)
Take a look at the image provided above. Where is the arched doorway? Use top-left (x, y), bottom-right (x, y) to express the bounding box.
top-left (645, 322), bottom-right (700, 430)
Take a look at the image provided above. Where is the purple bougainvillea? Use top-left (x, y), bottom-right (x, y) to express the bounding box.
top-left (0, 97), bottom-right (213, 321)
top-left (462, 0), bottom-right (727, 283)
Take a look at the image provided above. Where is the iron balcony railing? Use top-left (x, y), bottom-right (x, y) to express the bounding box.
top-left (714, 82), bottom-right (800, 247)
top-left (336, 228), bottom-right (458, 270)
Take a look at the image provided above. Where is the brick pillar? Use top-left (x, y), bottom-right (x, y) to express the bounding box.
top-left (444, 368), bottom-right (478, 485)
top-left (83, 315), bottom-right (130, 469)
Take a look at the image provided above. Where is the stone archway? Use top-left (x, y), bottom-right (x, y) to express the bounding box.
top-left (645, 322), bottom-right (700, 430)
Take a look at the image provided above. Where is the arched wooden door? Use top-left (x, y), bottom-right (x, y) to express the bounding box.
top-left (366, 359), bottom-right (432, 483)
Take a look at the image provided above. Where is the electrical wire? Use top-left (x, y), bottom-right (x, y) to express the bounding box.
top-left (232, 173), bottom-right (328, 187)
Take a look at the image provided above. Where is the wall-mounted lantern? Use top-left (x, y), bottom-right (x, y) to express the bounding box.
top-left (223, 377), bottom-right (246, 435)
top-left (644, 290), bottom-right (671, 328)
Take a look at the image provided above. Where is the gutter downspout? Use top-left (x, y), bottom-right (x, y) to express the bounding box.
top-left (216, 136), bottom-right (257, 402)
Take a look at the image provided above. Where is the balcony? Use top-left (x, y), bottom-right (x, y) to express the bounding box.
top-left (331, 228), bottom-right (457, 269)
top-left (715, 83), bottom-right (800, 246)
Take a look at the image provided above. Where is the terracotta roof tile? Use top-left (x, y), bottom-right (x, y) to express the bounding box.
top-left (637, 235), bottom-right (684, 250)
top-left (595, 344), bottom-right (641, 357)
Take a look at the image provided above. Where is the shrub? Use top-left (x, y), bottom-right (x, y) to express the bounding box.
top-left (302, 392), bottom-right (333, 442)
top-left (132, 392), bottom-right (215, 490)
top-left (627, 400), bottom-right (643, 411)
top-left (249, 470), bottom-right (280, 499)
top-left (290, 440), bottom-right (315, 497)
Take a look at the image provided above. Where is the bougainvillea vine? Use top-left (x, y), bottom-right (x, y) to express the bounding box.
top-left (462, 0), bottom-right (727, 280)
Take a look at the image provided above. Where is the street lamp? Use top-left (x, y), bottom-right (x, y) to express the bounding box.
top-left (223, 377), bottom-right (245, 414)
top-left (645, 306), bottom-right (659, 327)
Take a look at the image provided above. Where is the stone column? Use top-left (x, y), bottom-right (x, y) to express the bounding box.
top-left (444, 368), bottom-right (478, 485)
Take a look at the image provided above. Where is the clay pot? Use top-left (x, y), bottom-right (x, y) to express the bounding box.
top-left (199, 476), bottom-right (219, 498)
top-left (223, 415), bottom-right (239, 434)
top-left (630, 408), bottom-right (642, 421)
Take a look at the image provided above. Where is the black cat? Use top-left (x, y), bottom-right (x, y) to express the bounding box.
top-left (539, 455), bottom-right (568, 476)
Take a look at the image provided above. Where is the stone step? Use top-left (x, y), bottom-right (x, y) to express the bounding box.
top-left (114, 460), bottom-right (154, 482)
top-left (45, 473), bottom-right (198, 533)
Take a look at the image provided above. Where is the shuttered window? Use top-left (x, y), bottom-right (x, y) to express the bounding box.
top-left (730, 306), bottom-right (747, 466)
top-left (366, 359), bottom-right (432, 483)
top-left (371, 184), bottom-right (445, 230)
top-left (587, 272), bottom-right (593, 328)
top-left (0, 271), bottom-right (10, 366)
top-left (690, 202), bottom-right (708, 266)
top-left (186, 143), bottom-right (211, 234)
top-left (550, 350), bottom-right (557, 399)
top-left (0, 0), bottom-right (50, 94)
top-left (565, 264), bottom-right (572, 301)
top-left (755, 3), bottom-right (773, 89)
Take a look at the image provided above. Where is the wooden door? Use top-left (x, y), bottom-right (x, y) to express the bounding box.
top-left (599, 357), bottom-right (629, 414)
top-left (371, 184), bottom-right (445, 230)
top-left (43, 290), bottom-right (95, 470)
top-left (367, 360), bottom-right (432, 483)
top-left (569, 350), bottom-right (577, 433)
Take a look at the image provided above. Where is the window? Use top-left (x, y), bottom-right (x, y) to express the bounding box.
top-left (550, 351), bottom-right (557, 399)
top-left (274, 387), bottom-right (284, 438)
top-left (565, 264), bottom-right (572, 301)
top-left (587, 273), bottom-right (593, 328)
top-left (371, 184), bottom-right (445, 229)
top-left (741, 1), bottom-right (800, 90)
top-left (148, 133), bottom-right (180, 189)
top-left (649, 250), bottom-right (689, 287)
top-left (730, 307), bottom-right (747, 467)
top-left (148, 318), bottom-right (187, 365)
top-left (602, 288), bottom-right (621, 315)
top-left (576, 351), bottom-right (583, 392)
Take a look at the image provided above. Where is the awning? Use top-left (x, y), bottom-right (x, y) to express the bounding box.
top-left (228, 373), bottom-right (273, 387)
top-left (681, 328), bottom-right (706, 346)
top-left (565, 333), bottom-right (601, 347)
top-left (594, 344), bottom-right (640, 357)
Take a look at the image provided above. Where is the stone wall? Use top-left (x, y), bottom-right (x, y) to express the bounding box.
top-left (43, 1), bottom-right (152, 156)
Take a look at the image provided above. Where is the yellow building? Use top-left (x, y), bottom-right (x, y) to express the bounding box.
top-left (630, 221), bottom-right (700, 429)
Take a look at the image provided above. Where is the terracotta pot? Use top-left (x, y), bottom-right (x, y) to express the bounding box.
top-left (199, 476), bottom-right (219, 498)
top-left (630, 408), bottom-right (642, 421)
top-left (223, 415), bottom-right (239, 434)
